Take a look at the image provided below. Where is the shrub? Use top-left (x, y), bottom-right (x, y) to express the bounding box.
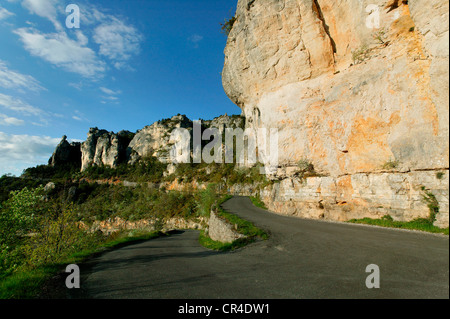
top-left (0, 186), bottom-right (45, 247)
top-left (352, 44), bottom-right (371, 64)
top-left (372, 28), bottom-right (388, 44)
top-left (23, 204), bottom-right (97, 267)
top-left (420, 186), bottom-right (439, 223)
top-left (220, 16), bottom-right (236, 36)
top-left (297, 158), bottom-right (315, 173)
top-left (195, 184), bottom-right (218, 217)
top-left (436, 172), bottom-right (445, 180)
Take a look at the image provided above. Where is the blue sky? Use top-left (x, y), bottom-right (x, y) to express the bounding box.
top-left (0, 0), bottom-right (240, 175)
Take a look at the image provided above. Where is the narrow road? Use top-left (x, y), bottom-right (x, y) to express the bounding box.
top-left (71, 196), bottom-right (449, 299)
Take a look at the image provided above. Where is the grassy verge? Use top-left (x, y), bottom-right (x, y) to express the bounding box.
top-left (348, 216), bottom-right (449, 235)
top-left (199, 196), bottom-right (269, 252)
top-left (250, 195), bottom-right (267, 210)
top-left (0, 230), bottom-right (163, 299)
top-left (198, 231), bottom-right (253, 252)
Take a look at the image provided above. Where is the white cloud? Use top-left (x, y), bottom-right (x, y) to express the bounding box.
top-left (14, 28), bottom-right (106, 78)
top-left (0, 6), bottom-right (14, 20)
top-left (188, 34), bottom-right (204, 48)
top-left (0, 93), bottom-right (43, 116)
top-left (93, 17), bottom-right (143, 68)
top-left (71, 109), bottom-right (87, 122)
top-left (0, 131), bottom-right (61, 175)
top-left (68, 81), bottom-right (83, 90)
top-left (100, 87), bottom-right (121, 95)
top-left (21, 0), bottom-right (63, 31)
top-left (0, 114), bottom-right (24, 126)
top-left (102, 95), bottom-right (118, 101)
top-left (0, 60), bottom-right (45, 92)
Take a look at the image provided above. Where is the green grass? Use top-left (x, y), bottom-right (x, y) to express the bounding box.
top-left (348, 215), bottom-right (449, 235)
top-left (217, 207), bottom-right (269, 240)
top-left (198, 231), bottom-right (253, 252)
top-left (0, 230), bottom-right (164, 299)
top-left (250, 195), bottom-right (267, 210)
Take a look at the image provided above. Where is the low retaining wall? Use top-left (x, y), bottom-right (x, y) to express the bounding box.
top-left (208, 210), bottom-right (246, 243)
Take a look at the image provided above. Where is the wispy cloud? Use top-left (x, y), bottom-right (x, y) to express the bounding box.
top-left (0, 6), bottom-right (14, 20)
top-left (72, 109), bottom-right (88, 122)
top-left (14, 27), bottom-right (106, 78)
top-left (14, 2), bottom-right (143, 77)
top-left (68, 81), bottom-right (84, 91)
top-left (0, 93), bottom-right (43, 116)
top-left (93, 16), bottom-right (143, 69)
top-left (21, 0), bottom-right (63, 30)
top-left (100, 87), bottom-right (121, 95)
top-left (0, 59), bottom-right (45, 92)
top-left (188, 34), bottom-right (204, 48)
top-left (100, 86), bottom-right (122, 104)
top-left (0, 113), bottom-right (24, 126)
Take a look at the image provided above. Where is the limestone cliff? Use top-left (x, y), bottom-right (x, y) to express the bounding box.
top-left (59, 114), bottom-right (246, 171)
top-left (222, 0), bottom-right (449, 227)
top-left (128, 114), bottom-right (193, 164)
top-left (81, 128), bottom-right (134, 171)
top-left (49, 135), bottom-right (81, 168)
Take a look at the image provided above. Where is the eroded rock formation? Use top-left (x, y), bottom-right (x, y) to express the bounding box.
top-left (81, 128), bottom-right (134, 171)
top-left (49, 135), bottom-right (81, 168)
top-left (56, 114), bottom-right (246, 171)
top-left (222, 0), bottom-right (449, 226)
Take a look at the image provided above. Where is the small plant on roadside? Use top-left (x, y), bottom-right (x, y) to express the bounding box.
top-left (420, 186), bottom-right (439, 223)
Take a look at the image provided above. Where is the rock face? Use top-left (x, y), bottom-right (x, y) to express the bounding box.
top-left (222, 0), bottom-right (449, 226)
top-left (49, 135), bottom-right (81, 168)
top-left (81, 128), bottom-right (134, 171)
top-left (60, 114), bottom-right (246, 171)
top-left (203, 114), bottom-right (245, 134)
top-left (126, 114), bottom-right (246, 164)
top-left (128, 114), bottom-right (193, 164)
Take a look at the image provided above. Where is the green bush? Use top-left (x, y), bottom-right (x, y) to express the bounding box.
top-left (23, 204), bottom-right (100, 268)
top-left (195, 184), bottom-right (219, 217)
top-left (220, 16), bottom-right (236, 36)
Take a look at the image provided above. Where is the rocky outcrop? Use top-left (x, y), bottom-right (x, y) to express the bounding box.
top-left (49, 135), bottom-right (81, 168)
top-left (128, 114), bottom-right (193, 164)
top-left (222, 0), bottom-right (449, 226)
top-left (203, 114), bottom-right (245, 134)
top-left (81, 128), bottom-right (134, 171)
top-left (54, 114), bottom-right (246, 172)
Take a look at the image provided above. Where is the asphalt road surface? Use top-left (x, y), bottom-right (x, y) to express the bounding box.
top-left (69, 196), bottom-right (449, 299)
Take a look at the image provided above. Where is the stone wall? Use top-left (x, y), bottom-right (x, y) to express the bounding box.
top-left (208, 210), bottom-right (247, 243)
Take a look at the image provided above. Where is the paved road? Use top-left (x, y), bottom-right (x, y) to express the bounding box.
top-left (72, 196), bottom-right (449, 299)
